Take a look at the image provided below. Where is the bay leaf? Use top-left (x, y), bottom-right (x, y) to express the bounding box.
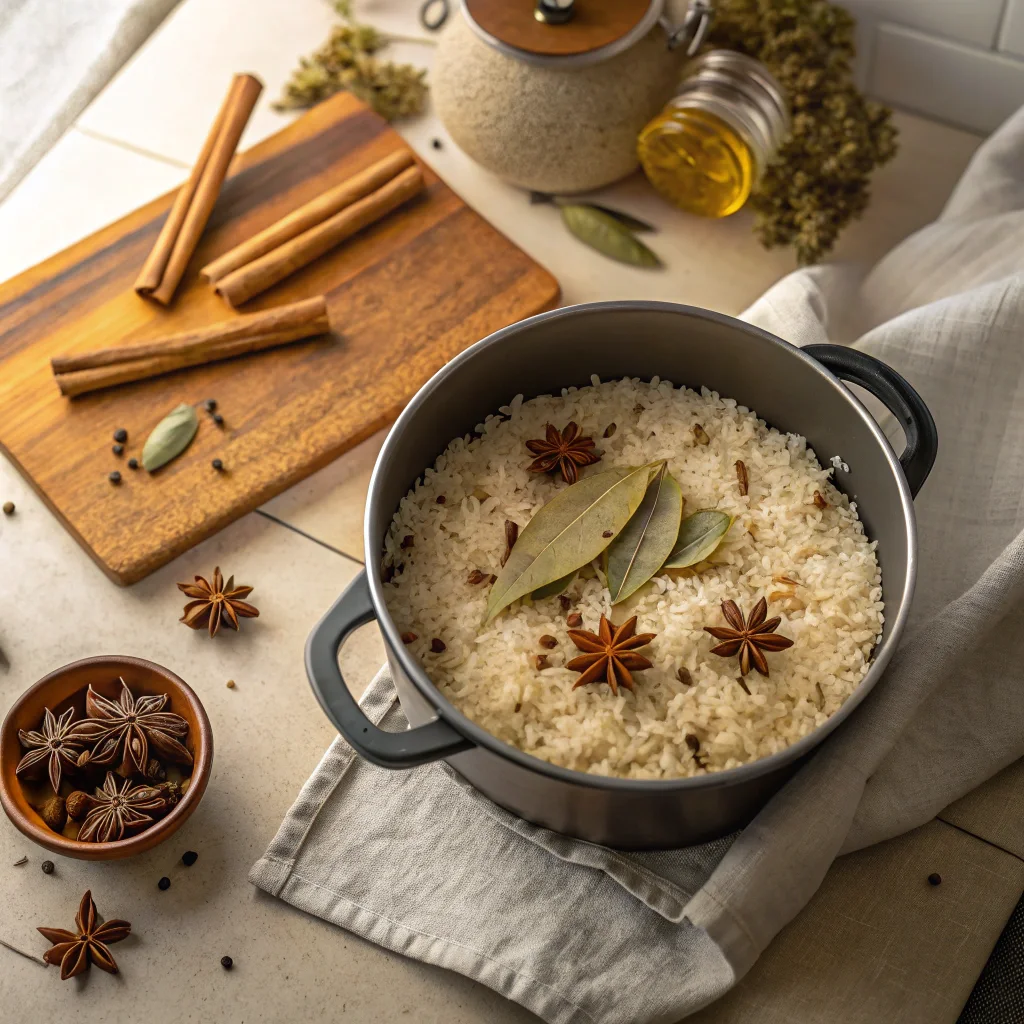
top-left (559, 205), bottom-right (662, 268)
top-left (484, 464), bottom-right (654, 622)
top-left (606, 466), bottom-right (684, 604)
top-left (531, 571), bottom-right (576, 601)
top-left (663, 510), bottom-right (733, 569)
top-left (142, 402), bottom-right (199, 472)
top-left (530, 192), bottom-right (657, 233)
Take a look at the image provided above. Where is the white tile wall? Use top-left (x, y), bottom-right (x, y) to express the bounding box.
top-left (870, 23), bottom-right (1024, 133)
top-left (1001, 0), bottom-right (1024, 58)
top-left (839, 0), bottom-right (1024, 133)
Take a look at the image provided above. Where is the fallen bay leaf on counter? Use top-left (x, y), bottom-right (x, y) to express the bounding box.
top-left (485, 464), bottom-right (656, 622)
top-left (142, 403), bottom-right (199, 472)
top-left (663, 509), bottom-right (733, 569)
top-left (607, 466), bottom-right (684, 604)
top-left (559, 205), bottom-right (662, 268)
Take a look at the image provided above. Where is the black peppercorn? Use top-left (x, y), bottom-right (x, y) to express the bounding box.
top-left (158, 876), bottom-right (171, 891)
top-left (112, 443), bottom-right (124, 456)
top-left (109, 471), bottom-right (122, 485)
top-left (41, 860), bottom-right (54, 874)
top-left (113, 428), bottom-right (128, 443)
top-left (182, 850), bottom-right (199, 867)
top-left (204, 399), bottom-right (217, 412)
top-left (128, 458), bottom-right (139, 470)
top-left (431, 138), bottom-right (442, 150)
top-left (2, 501), bottom-right (13, 515)
top-left (928, 873), bottom-right (942, 886)
top-left (221, 955), bottom-right (233, 970)
top-left (212, 412), bottom-right (224, 426)
top-left (212, 458), bottom-right (224, 471)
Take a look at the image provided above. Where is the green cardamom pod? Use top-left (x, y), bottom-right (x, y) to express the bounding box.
top-left (559, 204), bottom-right (662, 268)
top-left (142, 403), bottom-right (199, 472)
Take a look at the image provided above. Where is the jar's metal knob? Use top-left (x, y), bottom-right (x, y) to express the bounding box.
top-left (535, 0), bottom-right (576, 25)
top-left (665, 0), bottom-right (713, 54)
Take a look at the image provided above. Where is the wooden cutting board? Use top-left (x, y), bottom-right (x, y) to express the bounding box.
top-left (0, 92), bottom-right (559, 585)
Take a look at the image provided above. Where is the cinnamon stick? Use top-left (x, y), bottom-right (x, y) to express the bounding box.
top-left (52, 296), bottom-right (327, 374)
top-left (135, 73), bottom-right (263, 306)
top-left (200, 149), bottom-right (415, 285)
top-left (53, 297), bottom-right (329, 398)
top-left (214, 164), bottom-right (425, 307)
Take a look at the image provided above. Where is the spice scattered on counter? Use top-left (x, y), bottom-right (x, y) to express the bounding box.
top-left (113, 428), bottom-right (128, 443)
top-left (212, 412), bottom-right (225, 426)
top-left (2, 501), bottom-right (13, 515)
top-left (178, 566), bottom-right (259, 637)
top-left (41, 860), bottom-right (54, 875)
top-left (112, 444), bottom-right (124, 456)
top-left (225, 679), bottom-right (236, 689)
top-left (221, 955), bottom-right (234, 970)
top-left (204, 399), bottom-right (217, 412)
top-left (928, 873), bottom-right (942, 886)
top-left (275, 2), bottom-right (427, 121)
top-left (182, 850), bottom-right (199, 867)
top-left (13, 856), bottom-right (27, 867)
top-left (128, 458), bottom-right (139, 470)
top-left (109, 471), bottom-right (122, 485)
top-left (431, 138), bottom-right (442, 150)
top-left (212, 458), bottom-right (224, 472)
top-left (157, 876), bottom-right (171, 891)
top-left (38, 890), bottom-right (131, 979)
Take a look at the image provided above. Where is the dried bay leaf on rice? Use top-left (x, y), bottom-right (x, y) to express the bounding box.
top-left (607, 466), bottom-right (684, 604)
top-left (663, 510), bottom-right (733, 569)
top-left (484, 465), bottom-right (656, 622)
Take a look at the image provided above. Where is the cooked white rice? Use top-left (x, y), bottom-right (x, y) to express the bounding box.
top-left (383, 376), bottom-right (883, 779)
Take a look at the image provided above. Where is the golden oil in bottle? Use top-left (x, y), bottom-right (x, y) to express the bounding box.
top-left (638, 51), bottom-right (789, 219)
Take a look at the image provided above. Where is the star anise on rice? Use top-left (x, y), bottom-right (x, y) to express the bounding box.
top-left (177, 566), bottom-right (259, 637)
top-left (566, 615), bottom-right (657, 696)
top-left (76, 771), bottom-right (170, 843)
top-left (525, 422), bottom-right (601, 484)
top-left (704, 598), bottom-right (794, 678)
top-left (38, 890), bottom-right (131, 979)
top-left (16, 707), bottom-right (107, 794)
top-left (86, 679), bottom-right (192, 776)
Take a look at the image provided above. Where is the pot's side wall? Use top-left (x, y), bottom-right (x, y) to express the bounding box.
top-left (433, 13), bottom-right (680, 193)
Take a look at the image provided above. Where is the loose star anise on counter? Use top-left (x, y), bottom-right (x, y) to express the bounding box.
top-left (525, 422), bottom-right (601, 484)
top-left (86, 680), bottom-right (192, 776)
top-left (177, 565), bottom-right (259, 637)
top-left (76, 772), bottom-right (170, 843)
top-left (38, 890), bottom-right (131, 979)
top-left (566, 615), bottom-right (657, 696)
top-left (16, 707), bottom-right (107, 795)
top-left (704, 598), bottom-right (794, 678)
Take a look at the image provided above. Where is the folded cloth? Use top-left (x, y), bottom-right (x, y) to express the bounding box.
top-left (0, 0), bottom-right (178, 202)
top-left (251, 104), bottom-right (1024, 1023)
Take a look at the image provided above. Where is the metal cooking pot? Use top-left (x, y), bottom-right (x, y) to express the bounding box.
top-left (306, 302), bottom-right (937, 850)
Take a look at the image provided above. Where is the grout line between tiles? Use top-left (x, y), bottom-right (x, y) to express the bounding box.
top-left (73, 126), bottom-right (192, 170)
top-left (254, 508), bottom-right (364, 565)
top-left (937, 816), bottom-right (1024, 865)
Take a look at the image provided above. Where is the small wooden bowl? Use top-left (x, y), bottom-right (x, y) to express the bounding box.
top-left (0, 656), bottom-right (213, 860)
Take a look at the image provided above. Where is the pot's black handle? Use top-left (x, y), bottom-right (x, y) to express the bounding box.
top-left (305, 570), bottom-right (474, 769)
top-left (805, 345), bottom-right (938, 498)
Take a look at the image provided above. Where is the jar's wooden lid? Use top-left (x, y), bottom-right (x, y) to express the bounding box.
top-left (464, 0), bottom-right (656, 58)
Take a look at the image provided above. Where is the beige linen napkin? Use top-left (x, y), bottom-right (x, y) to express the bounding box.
top-left (251, 106), bottom-right (1024, 1023)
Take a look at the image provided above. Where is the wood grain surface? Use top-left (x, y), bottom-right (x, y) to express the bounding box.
top-left (0, 92), bottom-right (560, 585)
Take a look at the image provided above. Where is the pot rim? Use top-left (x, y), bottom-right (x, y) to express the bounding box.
top-left (366, 300), bottom-right (917, 791)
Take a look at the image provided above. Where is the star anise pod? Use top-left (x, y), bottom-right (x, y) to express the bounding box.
top-left (86, 679), bottom-right (192, 776)
top-left (177, 565), bottom-right (259, 637)
top-left (525, 422), bottom-right (601, 484)
top-left (566, 614), bottom-right (657, 696)
top-left (76, 771), bottom-right (170, 843)
top-left (16, 707), bottom-right (107, 794)
top-left (38, 890), bottom-right (131, 979)
top-left (704, 598), bottom-right (794, 678)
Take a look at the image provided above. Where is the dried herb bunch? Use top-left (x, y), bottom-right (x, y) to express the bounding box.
top-left (275, 1), bottom-right (428, 120)
top-left (707, 0), bottom-right (898, 263)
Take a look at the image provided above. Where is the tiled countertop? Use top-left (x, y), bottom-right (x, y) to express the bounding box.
top-left (0, 2), bottom-right (1019, 1022)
